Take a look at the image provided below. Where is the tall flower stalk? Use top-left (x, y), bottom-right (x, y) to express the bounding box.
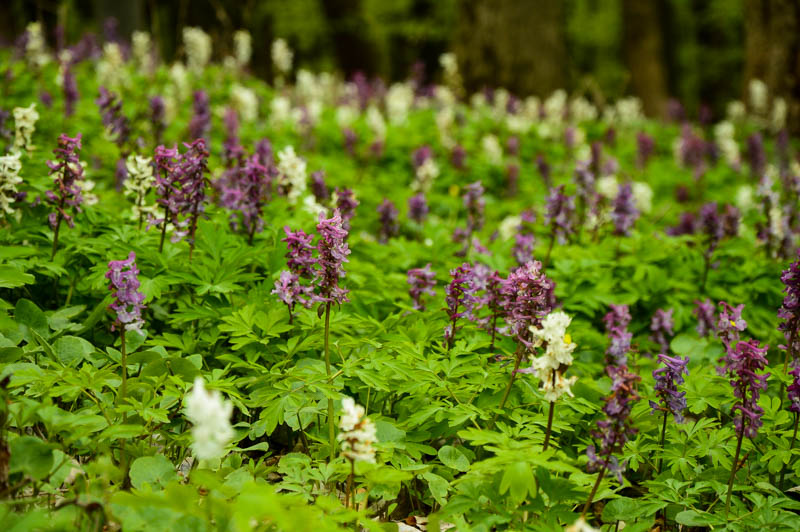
top-left (582, 366), bottom-right (640, 518)
top-left (338, 397), bottom-right (377, 509)
top-left (45, 133), bottom-right (84, 260)
top-left (780, 364), bottom-right (800, 488)
top-left (650, 354), bottom-right (689, 473)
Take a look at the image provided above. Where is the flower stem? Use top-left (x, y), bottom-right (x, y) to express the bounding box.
top-left (346, 458), bottom-right (354, 509)
top-left (543, 233), bottom-right (555, 269)
top-left (779, 412), bottom-right (799, 489)
top-left (542, 399), bottom-right (555, 451)
top-left (725, 429), bottom-right (745, 517)
top-left (119, 330), bottom-right (127, 419)
top-left (581, 467), bottom-right (606, 519)
top-left (324, 302), bottom-right (335, 463)
top-left (657, 410), bottom-right (668, 475)
top-left (158, 202), bottom-right (169, 253)
top-left (488, 345), bottom-right (523, 430)
top-left (50, 213), bottom-right (62, 261)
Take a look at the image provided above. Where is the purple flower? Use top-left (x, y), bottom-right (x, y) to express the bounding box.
top-left (45, 134), bottom-right (85, 229)
top-left (272, 270), bottom-right (313, 314)
top-left (723, 339), bottom-right (770, 438)
top-left (63, 67), bottom-right (79, 118)
top-left (314, 209), bottom-right (351, 305)
top-left (451, 144), bottom-right (466, 170)
top-left (464, 181), bottom-right (485, 235)
top-left (650, 308), bottom-right (674, 353)
top-left (282, 227), bottom-right (316, 278)
top-left (149, 96), bottom-right (166, 145)
top-left (96, 87), bottom-right (130, 147)
top-left (506, 164), bottom-right (519, 197)
top-left (335, 188), bottom-right (358, 231)
top-left (637, 132), bottom-right (655, 168)
top-left (444, 264), bottom-right (471, 346)
top-left (234, 155), bottom-right (270, 236)
top-left (170, 139), bottom-right (210, 247)
top-left (343, 128), bottom-right (357, 157)
top-left (545, 185), bottom-right (575, 244)
top-left (500, 261), bottom-right (554, 346)
top-left (311, 170), bottom-right (330, 203)
top-left (377, 198), bottom-right (399, 243)
top-left (412, 145), bottom-right (433, 169)
top-left (604, 304), bottom-right (632, 367)
top-left (747, 132), bottom-right (766, 178)
top-left (407, 264), bottom-right (437, 311)
top-left (788, 363), bottom-right (800, 414)
top-left (536, 154), bottom-right (551, 187)
top-left (612, 183), bottom-right (639, 236)
top-left (222, 107), bottom-right (245, 165)
top-left (255, 138), bottom-right (273, 166)
top-left (512, 233), bottom-right (535, 266)
top-left (40, 90), bottom-right (53, 108)
top-left (408, 193), bottom-right (428, 224)
top-left (779, 249), bottom-right (800, 351)
top-left (717, 301), bottom-right (747, 352)
top-left (105, 251), bottom-right (146, 332)
top-left (587, 366), bottom-right (641, 482)
top-left (188, 90), bottom-right (211, 141)
top-left (693, 298), bottom-right (716, 337)
top-left (650, 354), bottom-right (689, 422)
top-left (573, 160), bottom-right (596, 222)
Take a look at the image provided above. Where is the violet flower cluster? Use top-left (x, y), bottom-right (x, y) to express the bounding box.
top-left (723, 339), bottom-right (770, 438)
top-left (377, 198), bottom-right (399, 243)
top-left (45, 133), bottom-right (85, 229)
top-left (334, 188), bottom-right (358, 231)
top-left (512, 210), bottom-right (536, 266)
top-left (500, 261), bottom-right (554, 347)
top-left (612, 183), bottom-right (639, 236)
top-left (604, 304), bottom-right (632, 367)
top-left (408, 193), bottom-right (428, 224)
top-left (444, 263), bottom-right (472, 346)
top-left (788, 363), bottom-right (800, 415)
top-left (650, 354), bottom-right (689, 422)
top-left (545, 185), bottom-right (575, 244)
top-left (407, 264), bottom-right (437, 311)
top-left (314, 210), bottom-right (351, 305)
top-left (311, 170), bottom-right (330, 204)
top-left (189, 90), bottom-right (211, 141)
top-left (105, 251), bottom-right (146, 332)
top-left (693, 298), bottom-right (716, 337)
top-left (716, 301), bottom-right (747, 372)
top-left (587, 366), bottom-right (641, 482)
top-left (650, 308), bottom-right (674, 353)
top-left (96, 87), bottom-right (130, 147)
top-left (778, 249), bottom-right (800, 354)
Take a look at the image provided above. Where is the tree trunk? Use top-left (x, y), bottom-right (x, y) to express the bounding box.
top-left (622, 0), bottom-right (669, 117)
top-left (454, 0), bottom-right (566, 97)
top-left (321, 0), bottom-right (380, 78)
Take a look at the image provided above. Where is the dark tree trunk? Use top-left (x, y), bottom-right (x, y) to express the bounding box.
top-left (321, 0), bottom-right (379, 78)
top-left (622, 0), bottom-right (669, 117)
top-left (454, 0), bottom-right (566, 97)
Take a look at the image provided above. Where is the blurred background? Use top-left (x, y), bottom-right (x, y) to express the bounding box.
top-left (1, 0), bottom-right (798, 125)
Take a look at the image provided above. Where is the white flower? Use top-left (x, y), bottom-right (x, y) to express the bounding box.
top-left (736, 185), bottom-right (754, 211)
top-left (183, 27), bottom-right (212, 74)
top-left (366, 106), bottom-right (386, 141)
top-left (570, 97), bottom-right (598, 123)
top-left (276, 146), bottom-right (307, 205)
top-left (529, 311), bottom-right (577, 402)
top-left (336, 105), bottom-right (358, 129)
top-left (184, 378), bottom-right (234, 461)
top-left (727, 100), bottom-right (746, 121)
top-left (0, 152), bottom-right (23, 215)
top-left (615, 97), bottom-right (643, 125)
top-left (169, 63), bottom-right (190, 101)
top-left (565, 517), bottom-right (600, 532)
top-left (132, 31), bottom-right (154, 72)
top-left (714, 120), bottom-right (740, 167)
top-left (632, 182), bottom-right (653, 214)
top-left (337, 397), bottom-right (377, 463)
top-left (97, 42), bottom-right (127, 89)
top-left (123, 155), bottom-right (157, 221)
top-left (412, 158), bottom-right (440, 194)
top-left (270, 96), bottom-right (292, 125)
top-left (302, 194), bottom-right (326, 217)
top-left (543, 90), bottom-right (567, 121)
top-left (499, 215), bottom-right (522, 241)
top-left (233, 30), bottom-right (252, 67)
top-left (596, 175), bottom-right (619, 199)
top-left (231, 84), bottom-right (258, 122)
top-left (271, 38), bottom-right (293, 75)
top-left (24, 22), bottom-right (50, 71)
top-left (772, 97), bottom-right (787, 131)
top-left (13, 104), bottom-right (39, 152)
top-left (482, 134), bottom-right (503, 166)
top-left (748, 79), bottom-right (768, 114)
top-left (386, 83), bottom-right (414, 124)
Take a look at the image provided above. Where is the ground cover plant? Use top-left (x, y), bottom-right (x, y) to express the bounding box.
top-left (1, 22), bottom-right (800, 532)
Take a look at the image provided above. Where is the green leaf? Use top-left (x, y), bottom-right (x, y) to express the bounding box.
top-left (675, 510), bottom-right (725, 526)
top-left (15, 299), bottom-right (49, 342)
top-left (0, 266), bottom-right (34, 289)
top-left (129, 455), bottom-right (178, 490)
top-left (9, 436), bottom-right (53, 480)
top-left (124, 329), bottom-right (147, 354)
top-left (499, 461), bottom-right (533, 503)
top-left (53, 336), bottom-right (94, 367)
top-left (421, 471), bottom-right (449, 505)
top-left (602, 497), bottom-right (642, 522)
top-left (438, 445), bottom-right (469, 472)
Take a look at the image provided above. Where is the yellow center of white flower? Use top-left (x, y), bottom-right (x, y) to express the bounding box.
top-left (564, 333), bottom-right (572, 345)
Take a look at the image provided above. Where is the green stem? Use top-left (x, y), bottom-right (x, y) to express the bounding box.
top-left (779, 412), bottom-right (799, 489)
top-left (346, 458), bottom-right (354, 509)
top-left (50, 213), bottom-right (62, 261)
top-left (542, 399), bottom-right (555, 451)
top-left (581, 467), bottom-right (606, 519)
top-left (725, 429), bottom-right (745, 518)
top-left (657, 410), bottom-right (668, 475)
top-left (543, 233), bottom-right (555, 269)
top-left (488, 346), bottom-right (523, 430)
top-left (324, 302), bottom-right (335, 462)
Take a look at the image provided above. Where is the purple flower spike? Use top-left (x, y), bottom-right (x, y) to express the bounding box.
top-left (96, 87), bottom-right (130, 147)
top-left (408, 193), bottom-right (428, 224)
top-left (779, 249), bottom-right (800, 352)
top-left (335, 188), bottom-right (358, 231)
top-left (587, 366), bottom-right (641, 483)
top-left (693, 298), bottom-right (716, 337)
top-left (612, 183), bottom-right (639, 236)
top-left (500, 261), bottom-right (555, 346)
top-left (444, 264), bottom-right (472, 346)
top-left (723, 339), bottom-right (770, 438)
top-left (636, 132), bottom-right (654, 168)
top-left (407, 264), bottom-right (437, 311)
top-left (189, 90), bottom-right (211, 141)
top-left (545, 185), bottom-right (575, 244)
top-left (788, 363), bottom-right (800, 414)
top-left (463, 181), bottom-right (485, 234)
top-left (650, 308), bottom-right (674, 353)
top-left (314, 209), bottom-right (351, 305)
top-left (377, 198), bottom-right (399, 243)
top-left (45, 134), bottom-right (85, 229)
top-left (311, 170), bottom-right (330, 203)
top-left (650, 354), bottom-right (689, 422)
top-left (63, 67), bottom-right (79, 118)
top-left (604, 304), bottom-right (632, 367)
top-left (106, 251), bottom-right (146, 332)
top-left (149, 96), bottom-right (165, 145)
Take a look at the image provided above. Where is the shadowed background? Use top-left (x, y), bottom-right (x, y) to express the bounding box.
top-left (1, 0), bottom-right (798, 127)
